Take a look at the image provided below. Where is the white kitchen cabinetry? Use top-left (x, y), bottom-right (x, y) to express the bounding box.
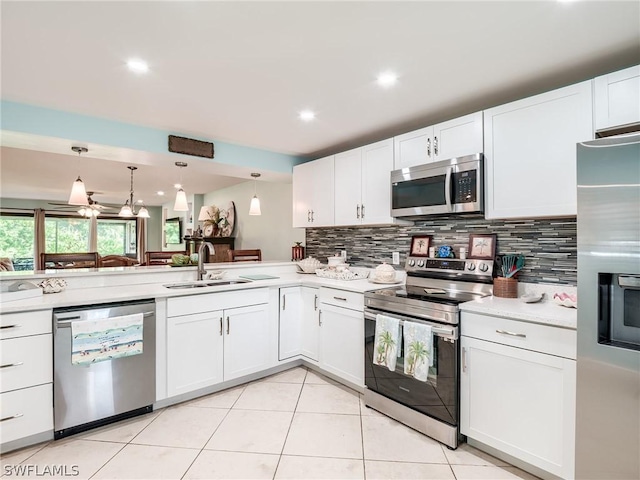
top-left (0, 310), bottom-right (53, 447)
top-left (334, 138), bottom-right (407, 226)
top-left (300, 286), bottom-right (320, 362)
top-left (484, 81), bottom-right (593, 219)
top-left (278, 286), bottom-right (302, 360)
top-left (460, 312), bottom-right (576, 479)
top-left (292, 155), bottom-right (334, 227)
top-left (393, 111), bottom-right (483, 169)
top-left (594, 65), bottom-right (640, 133)
top-left (318, 288), bottom-right (364, 387)
top-left (166, 289), bottom-right (272, 397)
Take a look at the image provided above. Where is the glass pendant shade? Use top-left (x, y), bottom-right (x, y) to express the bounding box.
top-left (119, 202), bottom-right (133, 217)
top-left (249, 195), bottom-right (262, 216)
top-left (68, 177), bottom-right (88, 205)
top-left (174, 188), bottom-right (189, 211)
top-left (137, 205), bottom-right (150, 218)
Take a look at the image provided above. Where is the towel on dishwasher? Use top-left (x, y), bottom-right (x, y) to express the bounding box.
top-left (71, 313), bottom-right (144, 366)
top-left (373, 314), bottom-right (400, 371)
top-left (403, 321), bottom-right (433, 382)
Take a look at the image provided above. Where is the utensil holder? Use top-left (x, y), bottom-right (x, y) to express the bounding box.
top-left (493, 277), bottom-right (518, 298)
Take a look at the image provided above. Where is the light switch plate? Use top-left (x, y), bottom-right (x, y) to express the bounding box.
top-left (392, 252), bottom-right (400, 265)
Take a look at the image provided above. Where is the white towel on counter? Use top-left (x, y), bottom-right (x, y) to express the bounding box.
top-left (403, 321), bottom-right (433, 382)
top-left (373, 314), bottom-right (400, 371)
top-left (71, 313), bottom-right (143, 366)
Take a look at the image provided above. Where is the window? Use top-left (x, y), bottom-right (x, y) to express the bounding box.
top-left (97, 218), bottom-right (137, 256)
top-left (45, 216), bottom-right (90, 253)
top-left (0, 213), bottom-right (35, 270)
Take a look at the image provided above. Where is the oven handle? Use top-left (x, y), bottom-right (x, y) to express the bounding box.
top-left (364, 310), bottom-right (457, 338)
top-left (619, 275), bottom-right (640, 290)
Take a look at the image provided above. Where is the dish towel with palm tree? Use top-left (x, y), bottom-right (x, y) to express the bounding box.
top-left (373, 314), bottom-right (400, 371)
top-left (403, 321), bottom-right (433, 382)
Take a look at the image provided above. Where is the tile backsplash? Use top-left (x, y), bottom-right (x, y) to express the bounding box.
top-left (305, 216), bottom-right (577, 285)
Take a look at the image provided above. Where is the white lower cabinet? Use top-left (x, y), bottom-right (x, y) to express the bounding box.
top-left (279, 287), bottom-right (302, 360)
top-left (318, 289), bottom-right (364, 387)
top-left (300, 287), bottom-right (320, 362)
top-left (166, 291), bottom-right (272, 398)
top-left (461, 313), bottom-right (576, 479)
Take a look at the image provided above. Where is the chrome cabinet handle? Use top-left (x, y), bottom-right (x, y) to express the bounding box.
top-left (319, 310), bottom-right (322, 326)
top-left (314, 295), bottom-right (318, 311)
top-left (0, 413), bottom-right (23, 422)
top-left (282, 295), bottom-right (286, 310)
top-left (427, 138), bottom-right (431, 157)
top-left (434, 136), bottom-right (439, 156)
top-left (311, 210), bottom-right (314, 222)
top-left (307, 210), bottom-right (311, 222)
top-left (462, 347), bottom-right (467, 373)
top-left (219, 317), bottom-right (223, 336)
top-left (361, 204), bottom-right (365, 219)
top-left (226, 317), bottom-right (230, 335)
top-left (0, 362), bottom-right (24, 369)
top-left (496, 329), bottom-right (526, 338)
top-left (0, 324), bottom-right (21, 330)
top-left (333, 296), bottom-right (347, 301)
top-left (356, 205), bottom-right (360, 219)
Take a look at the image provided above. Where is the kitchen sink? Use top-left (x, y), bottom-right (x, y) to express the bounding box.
top-left (163, 279), bottom-right (252, 289)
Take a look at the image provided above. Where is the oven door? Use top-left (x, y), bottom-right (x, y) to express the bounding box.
top-left (390, 154), bottom-right (483, 218)
top-left (364, 308), bottom-right (459, 426)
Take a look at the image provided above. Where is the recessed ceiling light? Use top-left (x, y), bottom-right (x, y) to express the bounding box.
top-left (299, 110), bottom-right (316, 122)
top-left (173, 183), bottom-right (181, 189)
top-left (377, 71), bottom-right (398, 88)
top-left (127, 59), bottom-right (149, 74)
top-left (157, 191), bottom-right (165, 196)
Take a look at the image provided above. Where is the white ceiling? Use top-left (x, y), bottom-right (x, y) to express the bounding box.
top-left (1, 1), bottom-right (639, 204)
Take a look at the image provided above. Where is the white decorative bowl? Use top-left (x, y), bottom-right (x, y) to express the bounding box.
top-left (327, 256), bottom-right (344, 267)
top-left (297, 257), bottom-right (321, 274)
top-left (38, 278), bottom-right (67, 294)
top-left (373, 262), bottom-right (396, 283)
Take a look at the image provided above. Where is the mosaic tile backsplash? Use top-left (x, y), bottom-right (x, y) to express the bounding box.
top-left (305, 216), bottom-right (577, 285)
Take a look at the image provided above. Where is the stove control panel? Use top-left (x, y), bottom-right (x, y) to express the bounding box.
top-left (405, 256), bottom-right (494, 279)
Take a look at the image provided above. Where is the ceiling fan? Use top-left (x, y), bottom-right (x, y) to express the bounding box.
top-left (48, 192), bottom-right (116, 217)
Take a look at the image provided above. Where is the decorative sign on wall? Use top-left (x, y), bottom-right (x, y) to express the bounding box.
top-left (168, 135), bottom-right (214, 159)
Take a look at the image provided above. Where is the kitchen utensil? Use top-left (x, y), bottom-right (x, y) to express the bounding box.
top-left (506, 254), bottom-right (526, 278)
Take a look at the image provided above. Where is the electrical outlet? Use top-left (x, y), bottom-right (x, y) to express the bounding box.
top-left (392, 252), bottom-right (400, 265)
top-left (341, 250), bottom-right (347, 260)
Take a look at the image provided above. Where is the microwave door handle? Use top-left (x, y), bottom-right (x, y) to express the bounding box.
top-left (445, 167), bottom-right (453, 212)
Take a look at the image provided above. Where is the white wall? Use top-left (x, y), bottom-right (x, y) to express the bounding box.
top-left (203, 181), bottom-right (304, 261)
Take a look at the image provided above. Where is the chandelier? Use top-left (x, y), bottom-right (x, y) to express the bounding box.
top-left (118, 166), bottom-right (150, 218)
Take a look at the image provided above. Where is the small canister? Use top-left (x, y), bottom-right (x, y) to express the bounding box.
top-left (292, 243), bottom-right (305, 261)
top-left (428, 247), bottom-right (435, 258)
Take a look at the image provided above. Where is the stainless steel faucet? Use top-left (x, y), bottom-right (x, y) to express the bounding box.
top-left (197, 241), bottom-right (215, 280)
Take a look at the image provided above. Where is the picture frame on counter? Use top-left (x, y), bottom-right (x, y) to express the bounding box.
top-left (409, 235), bottom-right (432, 257)
top-left (468, 233), bottom-right (497, 260)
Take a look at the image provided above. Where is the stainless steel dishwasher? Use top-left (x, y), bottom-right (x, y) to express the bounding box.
top-left (53, 299), bottom-right (156, 439)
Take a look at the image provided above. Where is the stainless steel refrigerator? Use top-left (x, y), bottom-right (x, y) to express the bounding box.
top-left (575, 133), bottom-right (640, 479)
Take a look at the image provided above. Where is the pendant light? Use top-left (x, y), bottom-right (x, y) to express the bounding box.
top-left (118, 166), bottom-right (150, 218)
top-left (249, 173), bottom-right (262, 216)
top-left (173, 162), bottom-right (189, 211)
top-left (68, 146), bottom-right (89, 205)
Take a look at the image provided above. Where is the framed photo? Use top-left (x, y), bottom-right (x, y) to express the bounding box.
top-left (468, 234), bottom-right (497, 260)
top-left (410, 235), bottom-right (432, 257)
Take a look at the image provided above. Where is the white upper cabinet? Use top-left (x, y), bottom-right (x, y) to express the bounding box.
top-left (334, 138), bottom-right (400, 226)
top-left (594, 65), bottom-right (640, 133)
top-left (393, 112), bottom-right (483, 169)
top-left (484, 81), bottom-right (593, 219)
top-left (292, 155), bottom-right (334, 228)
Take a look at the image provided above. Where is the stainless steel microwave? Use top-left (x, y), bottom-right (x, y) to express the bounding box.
top-left (390, 154), bottom-right (484, 218)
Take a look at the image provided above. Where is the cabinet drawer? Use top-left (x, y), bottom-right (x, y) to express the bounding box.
top-left (0, 334), bottom-right (52, 393)
top-left (0, 310), bottom-right (52, 340)
top-left (319, 288), bottom-right (363, 311)
top-left (168, 288), bottom-right (269, 317)
top-left (461, 312), bottom-right (576, 359)
top-left (0, 384), bottom-right (53, 444)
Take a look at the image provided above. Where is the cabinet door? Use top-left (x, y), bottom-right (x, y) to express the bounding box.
top-left (433, 111), bottom-right (483, 161)
top-left (167, 310), bottom-right (224, 397)
top-left (300, 287), bottom-right (320, 362)
top-left (484, 81), bottom-right (592, 219)
top-left (224, 303), bottom-right (271, 381)
top-left (293, 161), bottom-right (314, 228)
top-left (361, 139), bottom-right (394, 225)
top-left (393, 126), bottom-right (434, 170)
top-left (279, 287), bottom-right (301, 360)
top-left (594, 65), bottom-right (640, 132)
top-left (334, 148), bottom-right (363, 226)
top-left (460, 336), bottom-right (576, 479)
top-left (319, 303), bottom-right (364, 387)
top-left (310, 155), bottom-right (335, 227)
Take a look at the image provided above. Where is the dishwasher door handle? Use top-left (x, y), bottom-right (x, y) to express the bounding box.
top-left (55, 311), bottom-right (155, 326)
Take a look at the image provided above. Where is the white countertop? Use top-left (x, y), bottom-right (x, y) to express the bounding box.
top-left (460, 295), bottom-right (577, 329)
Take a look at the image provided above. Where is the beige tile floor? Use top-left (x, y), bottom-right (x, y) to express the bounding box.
top-left (1, 367), bottom-right (539, 480)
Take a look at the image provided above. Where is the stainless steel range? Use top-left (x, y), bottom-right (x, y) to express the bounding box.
top-left (364, 256), bottom-right (494, 449)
